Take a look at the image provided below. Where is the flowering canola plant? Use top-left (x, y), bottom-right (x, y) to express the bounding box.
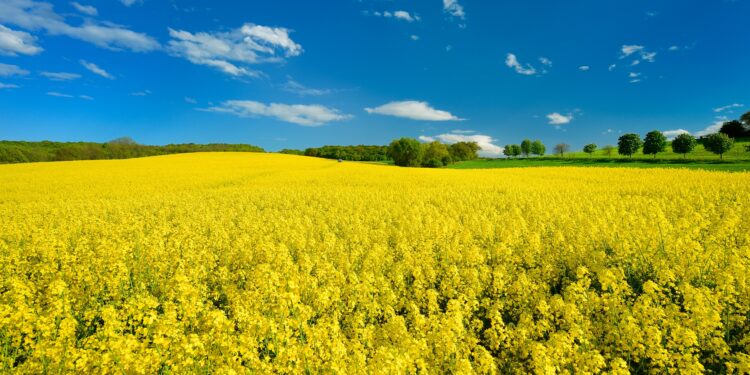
top-left (0, 153), bottom-right (749, 374)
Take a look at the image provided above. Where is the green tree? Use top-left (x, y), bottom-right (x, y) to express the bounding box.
top-left (703, 133), bottom-right (734, 160)
top-left (448, 142), bottom-right (480, 161)
top-left (520, 139), bottom-right (532, 157)
top-left (617, 133), bottom-right (642, 157)
top-left (670, 133), bottom-right (697, 159)
top-left (554, 143), bottom-right (570, 157)
top-left (422, 141), bottom-right (452, 167)
top-left (602, 145), bottom-right (614, 156)
top-left (503, 145), bottom-right (513, 158)
top-left (583, 144), bottom-right (597, 157)
top-left (509, 144), bottom-right (522, 157)
top-left (642, 130), bottom-right (667, 159)
top-left (387, 138), bottom-right (424, 167)
top-left (531, 140), bottom-right (546, 156)
top-left (719, 120), bottom-right (746, 138)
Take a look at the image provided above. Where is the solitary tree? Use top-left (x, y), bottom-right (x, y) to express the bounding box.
top-left (703, 133), bottom-right (734, 160)
top-left (422, 141), bottom-right (452, 167)
top-left (617, 133), bottom-right (642, 157)
top-left (719, 120), bottom-right (746, 139)
top-left (642, 130), bottom-right (667, 159)
top-left (554, 143), bottom-right (570, 157)
top-left (531, 140), bottom-right (546, 156)
top-left (583, 144), bottom-right (597, 157)
top-left (602, 145), bottom-right (615, 156)
top-left (671, 133), bottom-right (697, 159)
top-left (387, 137), bottom-right (424, 167)
top-left (520, 139), bottom-right (533, 157)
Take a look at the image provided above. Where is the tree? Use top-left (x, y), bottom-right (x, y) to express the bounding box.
top-left (503, 145), bottom-right (513, 158)
top-left (531, 140), bottom-right (546, 156)
top-left (741, 111), bottom-right (750, 129)
top-left (617, 133), bottom-right (642, 157)
top-left (510, 144), bottom-right (522, 157)
top-left (387, 138), bottom-right (423, 167)
top-left (719, 120), bottom-right (746, 138)
top-left (520, 139), bottom-right (532, 157)
top-left (703, 133), bottom-right (734, 160)
top-left (554, 143), bottom-right (570, 157)
top-left (602, 145), bottom-right (615, 156)
top-left (670, 133), bottom-right (697, 159)
top-left (448, 142), bottom-right (480, 161)
top-left (583, 144), bottom-right (597, 157)
top-left (642, 130), bottom-right (667, 159)
top-left (422, 141), bottom-right (452, 167)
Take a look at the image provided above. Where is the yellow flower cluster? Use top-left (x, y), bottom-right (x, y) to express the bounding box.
top-left (0, 153), bottom-right (749, 374)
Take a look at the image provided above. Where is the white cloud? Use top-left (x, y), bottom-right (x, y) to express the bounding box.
top-left (167, 23), bottom-right (302, 77)
top-left (433, 132), bottom-right (503, 157)
top-left (282, 79), bottom-right (331, 96)
top-left (629, 79), bottom-right (641, 84)
top-left (70, 1), bottom-right (96, 16)
top-left (80, 60), bottom-right (114, 79)
top-left (369, 10), bottom-right (420, 22)
top-left (505, 53), bottom-right (537, 76)
top-left (410, 34), bottom-right (419, 41)
top-left (418, 135), bottom-right (435, 142)
top-left (40, 71), bottom-right (80, 80)
top-left (662, 129), bottom-right (690, 140)
top-left (120, 0), bottom-right (138, 6)
top-left (0, 82), bottom-right (19, 89)
top-left (205, 100), bottom-right (351, 126)
top-left (46, 91), bottom-right (73, 98)
top-left (0, 62), bottom-right (29, 76)
top-left (547, 112), bottom-right (573, 125)
top-left (184, 97), bottom-right (197, 104)
top-left (695, 120), bottom-right (726, 137)
top-left (641, 51), bottom-right (657, 62)
top-left (130, 90), bottom-right (151, 96)
top-left (608, 64), bottom-right (617, 71)
top-left (443, 0), bottom-right (465, 20)
top-left (621, 45), bottom-right (644, 57)
top-left (451, 129), bottom-right (475, 134)
top-left (0, 0), bottom-right (160, 52)
top-left (365, 100), bottom-right (463, 121)
top-left (539, 57), bottom-right (552, 66)
top-left (620, 44), bottom-right (656, 65)
top-left (0, 24), bottom-right (42, 56)
top-left (713, 103), bottom-right (744, 113)
top-left (579, 65), bottom-right (590, 71)
top-left (79, 94), bottom-right (93, 100)
top-left (668, 45), bottom-right (680, 51)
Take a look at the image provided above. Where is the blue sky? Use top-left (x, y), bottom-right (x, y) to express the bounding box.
top-left (0, 0), bottom-right (748, 155)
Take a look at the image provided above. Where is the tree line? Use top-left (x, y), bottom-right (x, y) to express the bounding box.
top-left (0, 137), bottom-right (265, 164)
top-left (285, 145), bottom-right (390, 161)
top-left (387, 138), bottom-right (481, 167)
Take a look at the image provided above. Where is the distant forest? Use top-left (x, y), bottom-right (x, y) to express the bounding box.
top-left (0, 137), bottom-right (264, 164)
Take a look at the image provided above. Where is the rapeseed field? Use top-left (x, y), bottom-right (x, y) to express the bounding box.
top-left (1, 153), bottom-right (748, 374)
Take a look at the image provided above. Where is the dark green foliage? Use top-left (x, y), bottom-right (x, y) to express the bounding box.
top-left (509, 145), bottom-right (521, 157)
top-left (422, 141), bottom-right (452, 167)
top-left (671, 133), bottom-right (697, 158)
top-left (617, 133), bottom-right (642, 157)
top-left (531, 140), bottom-right (546, 156)
top-left (0, 139), bottom-right (264, 164)
top-left (448, 142), bottom-right (480, 161)
top-left (719, 120), bottom-right (747, 138)
top-left (554, 143), bottom-right (570, 157)
top-left (583, 144), bottom-right (597, 156)
top-left (702, 133), bottom-right (734, 159)
top-left (520, 139), bottom-right (532, 157)
top-left (387, 138), bottom-right (423, 167)
top-left (642, 130), bottom-right (667, 158)
top-left (278, 149), bottom-right (305, 155)
top-left (741, 111), bottom-right (750, 128)
top-left (303, 145), bottom-right (388, 161)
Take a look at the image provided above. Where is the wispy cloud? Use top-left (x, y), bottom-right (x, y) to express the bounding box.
top-left (0, 0), bottom-right (160, 51)
top-left (70, 1), bottom-right (97, 16)
top-left (713, 103), bottom-right (744, 113)
top-left (443, 0), bottom-right (465, 20)
top-left (204, 100), bottom-right (351, 126)
top-left (130, 90), bottom-right (151, 96)
top-left (184, 97), bottom-right (197, 104)
top-left (365, 100), bottom-right (463, 121)
top-left (0, 82), bottom-right (20, 89)
top-left (620, 44), bottom-right (657, 65)
top-left (662, 129), bottom-right (690, 140)
top-left (0, 24), bottom-right (43, 56)
top-left (46, 91), bottom-right (74, 98)
top-left (420, 131), bottom-right (503, 156)
top-left (579, 65), bottom-right (590, 71)
top-left (120, 0), bottom-right (139, 6)
top-left (368, 10), bottom-right (420, 22)
top-left (282, 79), bottom-right (332, 96)
top-left (167, 23), bottom-right (302, 77)
top-left (505, 53), bottom-right (538, 76)
top-left (0, 63), bottom-right (29, 77)
top-left (80, 60), bottom-right (114, 79)
top-left (695, 119), bottom-right (726, 137)
top-left (40, 71), bottom-right (81, 81)
top-left (547, 112), bottom-right (573, 125)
